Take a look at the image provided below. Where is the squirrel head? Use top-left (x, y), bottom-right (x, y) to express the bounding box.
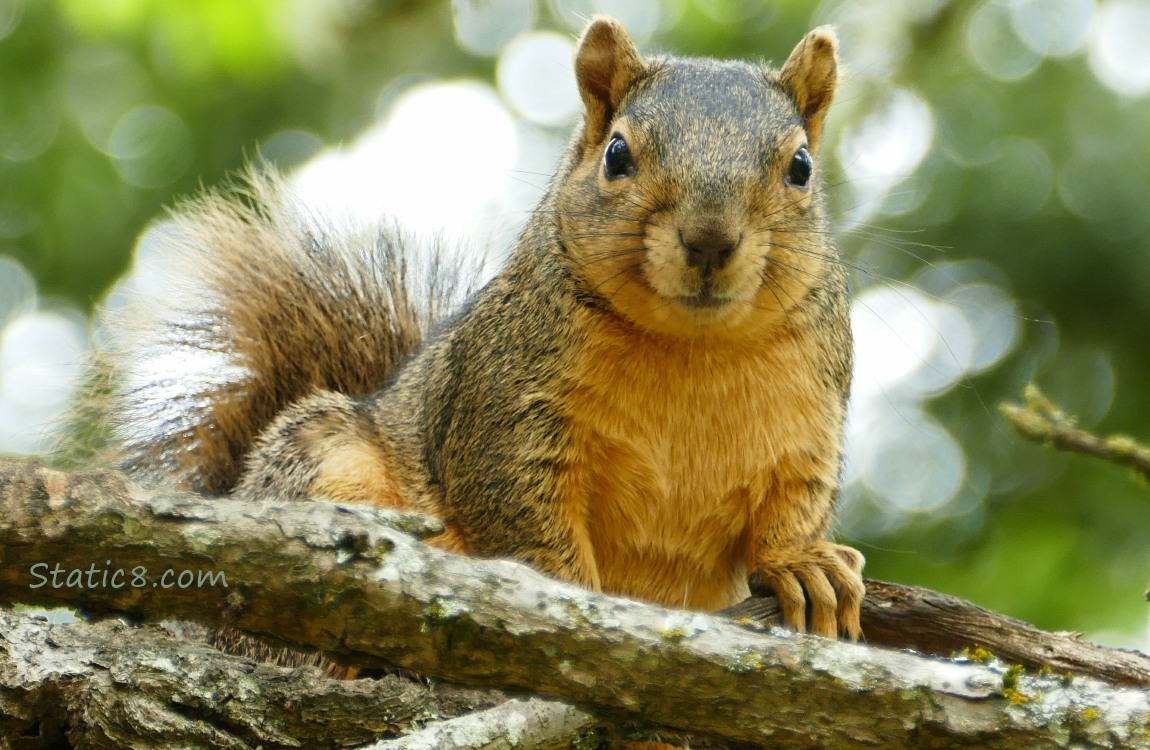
top-left (557, 17), bottom-right (841, 341)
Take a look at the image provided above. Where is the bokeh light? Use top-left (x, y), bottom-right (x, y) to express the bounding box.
top-left (292, 81), bottom-right (520, 248)
top-left (978, 138), bottom-right (1054, 220)
top-left (0, 255), bottom-right (36, 326)
top-left (61, 46), bottom-right (150, 152)
top-left (0, 93), bottom-right (58, 162)
top-left (106, 105), bottom-right (192, 188)
top-left (1009, 0), bottom-right (1094, 58)
top-left (966, 2), bottom-right (1044, 81)
top-left (1089, 0), bottom-right (1150, 96)
top-left (0, 0), bottom-right (21, 43)
top-left (497, 31), bottom-right (579, 126)
top-left (843, 266), bottom-right (1021, 532)
top-left (453, 0), bottom-right (536, 57)
top-left (0, 258), bottom-right (89, 455)
top-left (837, 88), bottom-right (934, 224)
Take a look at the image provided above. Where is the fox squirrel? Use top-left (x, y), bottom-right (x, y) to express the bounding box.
top-left (101, 17), bottom-right (865, 640)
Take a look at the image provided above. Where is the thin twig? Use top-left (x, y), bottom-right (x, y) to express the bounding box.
top-left (1000, 384), bottom-right (1150, 484)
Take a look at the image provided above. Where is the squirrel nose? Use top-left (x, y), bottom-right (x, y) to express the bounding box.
top-left (679, 226), bottom-right (740, 271)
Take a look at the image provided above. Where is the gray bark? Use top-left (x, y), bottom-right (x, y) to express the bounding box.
top-left (2, 459), bottom-right (1149, 748)
top-left (366, 699), bottom-right (600, 750)
top-left (0, 607), bottom-right (505, 748)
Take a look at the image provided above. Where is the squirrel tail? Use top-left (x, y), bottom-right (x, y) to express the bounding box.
top-left (99, 167), bottom-right (474, 494)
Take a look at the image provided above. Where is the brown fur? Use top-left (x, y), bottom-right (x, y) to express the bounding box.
top-left (307, 428), bottom-right (408, 510)
top-left (100, 17), bottom-right (864, 643)
top-left (101, 170), bottom-right (446, 495)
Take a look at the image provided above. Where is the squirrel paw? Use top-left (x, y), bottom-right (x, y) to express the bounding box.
top-left (750, 542), bottom-right (865, 640)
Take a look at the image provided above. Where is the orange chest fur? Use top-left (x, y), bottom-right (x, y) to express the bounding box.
top-left (561, 315), bottom-right (837, 610)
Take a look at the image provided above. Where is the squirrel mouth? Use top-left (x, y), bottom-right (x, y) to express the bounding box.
top-left (678, 290), bottom-right (731, 309)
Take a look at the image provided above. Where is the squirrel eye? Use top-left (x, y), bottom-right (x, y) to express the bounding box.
top-left (786, 146), bottom-right (813, 189)
top-left (603, 134), bottom-right (637, 180)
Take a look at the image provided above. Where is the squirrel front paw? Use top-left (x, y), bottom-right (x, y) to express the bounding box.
top-left (750, 542), bottom-right (865, 640)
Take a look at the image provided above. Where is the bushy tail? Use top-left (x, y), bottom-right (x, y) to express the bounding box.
top-left (100, 168), bottom-right (473, 494)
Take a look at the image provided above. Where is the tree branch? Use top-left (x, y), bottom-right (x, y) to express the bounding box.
top-left (367, 698), bottom-right (600, 750)
top-left (0, 606), bottom-right (505, 748)
top-left (1001, 384), bottom-right (1150, 483)
top-left (724, 581), bottom-right (1150, 688)
top-left (2, 459), bottom-right (1149, 748)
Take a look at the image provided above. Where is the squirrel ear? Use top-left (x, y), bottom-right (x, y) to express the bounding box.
top-left (779, 26), bottom-right (839, 154)
top-left (574, 16), bottom-right (644, 144)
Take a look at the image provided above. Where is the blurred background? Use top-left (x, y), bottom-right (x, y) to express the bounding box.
top-left (1, 0), bottom-right (1147, 649)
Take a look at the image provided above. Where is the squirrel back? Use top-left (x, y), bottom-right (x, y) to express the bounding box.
top-left (103, 169), bottom-right (470, 494)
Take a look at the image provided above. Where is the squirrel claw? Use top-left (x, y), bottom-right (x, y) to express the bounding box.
top-left (752, 542), bottom-right (865, 640)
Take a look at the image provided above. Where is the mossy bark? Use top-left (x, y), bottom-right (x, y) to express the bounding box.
top-left (0, 608), bottom-right (506, 748)
top-left (1, 459), bottom-right (1148, 748)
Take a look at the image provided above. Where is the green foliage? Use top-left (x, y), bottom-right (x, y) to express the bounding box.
top-left (834, 1), bottom-right (1150, 647)
top-left (0, 0), bottom-right (472, 305)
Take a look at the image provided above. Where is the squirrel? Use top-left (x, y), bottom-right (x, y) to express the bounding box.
top-left (99, 16), bottom-right (865, 641)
